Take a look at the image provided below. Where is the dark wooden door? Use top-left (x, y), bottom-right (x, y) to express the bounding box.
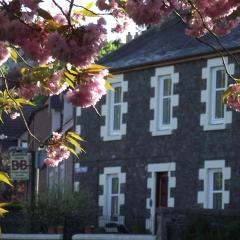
top-left (156, 172), bottom-right (168, 208)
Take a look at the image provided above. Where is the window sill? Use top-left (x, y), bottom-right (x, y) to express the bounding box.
top-left (151, 128), bottom-right (172, 136)
top-left (102, 134), bottom-right (123, 141)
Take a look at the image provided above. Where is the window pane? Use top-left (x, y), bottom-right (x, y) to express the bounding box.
top-left (162, 98), bottom-right (171, 125)
top-left (113, 105), bottom-right (121, 130)
top-left (112, 177), bottom-right (119, 194)
top-left (216, 70), bottom-right (225, 88)
top-left (163, 78), bottom-right (172, 96)
top-left (213, 193), bottom-right (222, 209)
top-left (114, 87), bottom-right (122, 103)
top-left (215, 90), bottom-right (224, 119)
top-left (111, 196), bottom-right (118, 216)
top-left (213, 172), bottom-right (222, 191)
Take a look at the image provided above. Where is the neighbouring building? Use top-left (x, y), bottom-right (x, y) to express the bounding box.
top-left (25, 95), bottom-right (75, 196)
top-left (73, 16), bottom-right (240, 235)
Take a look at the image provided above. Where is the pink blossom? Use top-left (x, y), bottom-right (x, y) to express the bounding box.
top-left (126, 0), bottom-right (175, 25)
top-left (41, 71), bottom-right (67, 96)
top-left (47, 18), bottom-right (107, 68)
top-left (44, 132), bottom-right (70, 167)
top-left (0, 42), bottom-right (10, 66)
top-left (226, 84), bottom-right (240, 112)
top-left (66, 69), bottom-right (108, 108)
top-left (17, 83), bottom-right (39, 100)
top-left (10, 112), bottom-right (20, 120)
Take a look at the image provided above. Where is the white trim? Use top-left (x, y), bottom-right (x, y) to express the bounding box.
top-left (197, 160), bottom-right (231, 209)
top-left (98, 167), bottom-right (126, 226)
top-left (150, 66), bottom-right (179, 136)
top-left (200, 57), bottom-right (234, 131)
top-left (101, 75), bottom-right (128, 141)
top-left (75, 107), bottom-right (81, 154)
top-left (146, 162), bottom-right (176, 234)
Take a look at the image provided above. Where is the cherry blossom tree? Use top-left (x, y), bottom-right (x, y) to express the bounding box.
top-left (0, 0), bottom-right (240, 168)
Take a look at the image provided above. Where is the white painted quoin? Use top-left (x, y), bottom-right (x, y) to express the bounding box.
top-left (75, 107), bottom-right (81, 153)
top-left (150, 66), bottom-right (179, 136)
top-left (146, 162), bottom-right (176, 233)
top-left (100, 74), bottom-right (128, 141)
top-left (98, 166), bottom-right (126, 226)
top-left (197, 160), bottom-right (231, 209)
top-left (200, 57), bottom-right (234, 131)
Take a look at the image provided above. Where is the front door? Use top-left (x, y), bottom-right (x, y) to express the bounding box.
top-left (156, 172), bottom-right (168, 208)
top-left (155, 172), bottom-right (168, 233)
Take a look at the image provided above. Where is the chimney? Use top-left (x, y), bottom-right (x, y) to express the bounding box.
top-left (126, 32), bottom-right (133, 43)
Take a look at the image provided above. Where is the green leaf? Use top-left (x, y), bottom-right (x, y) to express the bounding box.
top-left (105, 80), bottom-right (113, 91)
top-left (67, 131), bottom-right (85, 141)
top-left (15, 98), bottom-right (35, 106)
top-left (64, 71), bottom-right (76, 81)
top-left (66, 146), bottom-right (79, 158)
top-left (74, 1), bottom-right (97, 17)
top-left (223, 86), bottom-right (233, 104)
top-left (0, 206), bottom-right (8, 217)
top-left (10, 48), bottom-right (17, 63)
top-left (66, 136), bottom-right (81, 149)
top-left (0, 172), bottom-right (13, 187)
top-left (64, 78), bottom-right (75, 89)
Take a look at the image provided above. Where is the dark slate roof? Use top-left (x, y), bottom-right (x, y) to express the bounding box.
top-left (99, 17), bottom-right (240, 70)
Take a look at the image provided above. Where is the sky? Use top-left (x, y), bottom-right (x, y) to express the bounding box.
top-left (40, 0), bottom-right (141, 43)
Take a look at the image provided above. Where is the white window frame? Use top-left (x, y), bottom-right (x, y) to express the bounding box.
top-left (98, 167), bottom-right (126, 226)
top-left (157, 75), bottom-right (173, 130)
top-left (210, 66), bottom-right (227, 125)
top-left (197, 160), bottom-right (231, 209)
top-left (208, 168), bottom-right (224, 209)
top-left (150, 66), bottom-right (179, 136)
top-left (107, 174), bottom-right (120, 219)
top-left (101, 75), bottom-right (128, 141)
top-left (108, 83), bottom-right (122, 136)
top-left (201, 57), bottom-right (234, 131)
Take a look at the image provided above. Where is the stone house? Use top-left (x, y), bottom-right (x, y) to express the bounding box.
top-left (74, 17), bottom-right (240, 234)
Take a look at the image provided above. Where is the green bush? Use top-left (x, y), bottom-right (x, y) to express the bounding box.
top-left (22, 186), bottom-right (96, 232)
top-left (182, 217), bottom-right (240, 240)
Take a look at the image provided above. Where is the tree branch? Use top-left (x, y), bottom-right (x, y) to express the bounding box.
top-left (174, 10), bottom-right (237, 82)
top-left (0, 68), bottom-right (41, 143)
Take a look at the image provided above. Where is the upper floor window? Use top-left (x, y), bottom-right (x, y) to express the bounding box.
top-left (211, 67), bottom-right (226, 124)
top-left (201, 57), bottom-right (234, 131)
top-left (101, 75), bottom-right (128, 141)
top-left (150, 66), bottom-right (179, 136)
top-left (158, 76), bottom-right (172, 130)
top-left (109, 83), bottom-right (122, 135)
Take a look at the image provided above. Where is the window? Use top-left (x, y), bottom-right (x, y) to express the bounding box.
top-left (201, 58), bottom-right (234, 131)
top-left (211, 67), bottom-right (226, 124)
top-left (107, 174), bottom-right (120, 220)
top-left (109, 83), bottom-right (122, 135)
top-left (101, 75), bottom-right (128, 141)
top-left (98, 167), bottom-right (126, 226)
top-left (150, 66), bottom-right (179, 136)
top-left (158, 76), bottom-right (172, 129)
top-left (197, 160), bottom-right (231, 209)
top-left (208, 169), bottom-right (223, 209)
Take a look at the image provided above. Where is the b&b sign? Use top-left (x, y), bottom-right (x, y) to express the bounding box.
top-left (10, 152), bottom-right (30, 181)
